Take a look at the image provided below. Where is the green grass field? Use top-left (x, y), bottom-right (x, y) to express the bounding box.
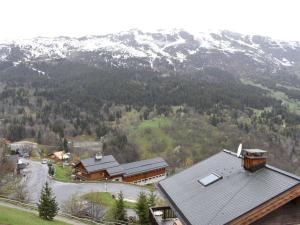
top-left (138, 117), bottom-right (172, 129)
top-left (241, 78), bottom-right (300, 115)
top-left (0, 205), bottom-right (69, 225)
top-left (120, 110), bottom-right (226, 167)
top-left (54, 164), bottom-right (72, 182)
top-left (83, 192), bottom-right (136, 209)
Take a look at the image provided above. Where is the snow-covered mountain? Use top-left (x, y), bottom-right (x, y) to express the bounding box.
top-left (1, 29), bottom-right (300, 77)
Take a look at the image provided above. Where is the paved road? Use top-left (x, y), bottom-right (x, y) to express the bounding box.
top-left (22, 159), bottom-right (48, 203)
top-left (23, 159), bottom-right (156, 206)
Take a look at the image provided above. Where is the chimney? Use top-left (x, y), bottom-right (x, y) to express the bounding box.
top-left (95, 152), bottom-right (103, 160)
top-left (242, 149), bottom-right (267, 172)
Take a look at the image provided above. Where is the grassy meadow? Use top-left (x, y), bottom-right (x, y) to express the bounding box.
top-left (0, 205), bottom-right (70, 225)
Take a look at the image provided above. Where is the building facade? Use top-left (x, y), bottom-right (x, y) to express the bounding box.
top-left (74, 155), bottom-right (168, 185)
top-left (121, 158), bottom-right (168, 185)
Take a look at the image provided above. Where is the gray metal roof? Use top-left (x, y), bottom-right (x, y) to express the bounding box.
top-left (107, 165), bottom-right (125, 176)
top-left (121, 157), bottom-right (168, 177)
top-left (158, 150), bottom-right (300, 225)
top-left (81, 155), bottom-right (124, 176)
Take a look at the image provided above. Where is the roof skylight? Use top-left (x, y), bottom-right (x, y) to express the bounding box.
top-left (198, 173), bottom-right (222, 186)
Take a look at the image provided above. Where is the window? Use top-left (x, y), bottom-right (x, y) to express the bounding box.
top-left (198, 173), bottom-right (222, 186)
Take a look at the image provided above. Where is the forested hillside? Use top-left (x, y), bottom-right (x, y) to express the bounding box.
top-left (1, 30), bottom-right (300, 174)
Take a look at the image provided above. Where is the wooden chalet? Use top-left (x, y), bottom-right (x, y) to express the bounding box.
top-left (75, 154), bottom-right (124, 181)
top-left (150, 149), bottom-right (300, 225)
top-left (121, 157), bottom-right (168, 185)
top-left (74, 154), bottom-right (168, 184)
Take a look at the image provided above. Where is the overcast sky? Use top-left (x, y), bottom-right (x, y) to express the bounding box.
top-left (1, 0), bottom-right (299, 41)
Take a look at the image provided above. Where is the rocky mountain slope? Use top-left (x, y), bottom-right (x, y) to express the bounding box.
top-left (1, 29), bottom-right (300, 79)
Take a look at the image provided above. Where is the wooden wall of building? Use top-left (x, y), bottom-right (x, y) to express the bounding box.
top-left (75, 162), bottom-right (167, 182)
top-left (229, 184), bottom-right (300, 225)
top-left (75, 162), bottom-right (85, 172)
top-left (86, 170), bottom-right (108, 180)
top-left (252, 196), bottom-right (300, 225)
top-left (75, 162), bottom-right (109, 181)
top-left (123, 168), bottom-right (166, 183)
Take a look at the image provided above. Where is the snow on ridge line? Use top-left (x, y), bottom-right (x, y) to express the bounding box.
top-left (0, 30), bottom-right (299, 67)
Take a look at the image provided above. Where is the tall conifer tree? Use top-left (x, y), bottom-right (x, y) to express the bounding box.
top-left (37, 182), bottom-right (59, 220)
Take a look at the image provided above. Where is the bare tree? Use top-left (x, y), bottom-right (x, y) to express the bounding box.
top-left (62, 193), bottom-right (86, 216)
top-left (87, 201), bottom-right (106, 221)
top-left (0, 155), bottom-right (17, 195)
top-left (13, 178), bottom-right (28, 202)
top-left (62, 193), bottom-right (106, 220)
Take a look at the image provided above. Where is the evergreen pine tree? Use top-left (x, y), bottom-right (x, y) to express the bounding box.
top-left (135, 192), bottom-right (149, 225)
top-left (37, 130), bottom-right (42, 144)
top-left (95, 123), bottom-right (107, 139)
top-left (147, 190), bottom-right (156, 208)
top-left (48, 163), bottom-right (55, 176)
top-left (113, 191), bottom-right (127, 222)
top-left (37, 182), bottom-right (59, 220)
top-left (63, 138), bottom-right (69, 152)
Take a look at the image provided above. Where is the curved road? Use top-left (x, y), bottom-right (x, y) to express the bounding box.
top-left (23, 159), bottom-right (156, 206)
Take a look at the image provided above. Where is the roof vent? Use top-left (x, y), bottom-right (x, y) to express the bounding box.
top-left (95, 153), bottom-right (103, 160)
top-left (242, 149), bottom-right (267, 172)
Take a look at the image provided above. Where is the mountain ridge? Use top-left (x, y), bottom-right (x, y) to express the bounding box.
top-left (1, 29), bottom-right (300, 78)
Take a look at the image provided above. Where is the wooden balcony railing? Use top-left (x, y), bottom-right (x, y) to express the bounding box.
top-left (149, 206), bottom-right (177, 225)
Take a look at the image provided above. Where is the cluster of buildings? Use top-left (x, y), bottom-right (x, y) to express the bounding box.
top-left (6, 138), bottom-right (300, 224)
top-left (5, 139), bottom-right (169, 186)
top-left (74, 153), bottom-right (168, 185)
top-left (0, 140), bottom-right (32, 174)
top-left (8, 140), bottom-right (38, 157)
top-left (150, 148), bottom-right (300, 225)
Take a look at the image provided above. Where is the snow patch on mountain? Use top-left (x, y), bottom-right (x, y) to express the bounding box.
top-left (176, 52), bottom-right (186, 62)
top-left (30, 66), bottom-right (46, 75)
top-left (0, 29), bottom-right (299, 70)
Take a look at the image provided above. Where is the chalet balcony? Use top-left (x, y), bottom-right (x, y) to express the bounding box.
top-left (74, 170), bottom-right (88, 180)
top-left (149, 206), bottom-right (182, 225)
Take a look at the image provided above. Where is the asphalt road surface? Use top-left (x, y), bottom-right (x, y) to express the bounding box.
top-left (23, 159), bottom-right (156, 206)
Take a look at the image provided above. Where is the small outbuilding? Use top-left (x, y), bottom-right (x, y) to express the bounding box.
top-left (50, 151), bottom-right (70, 162)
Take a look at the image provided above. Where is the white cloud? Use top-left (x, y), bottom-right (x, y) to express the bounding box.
top-left (0, 0), bottom-right (299, 41)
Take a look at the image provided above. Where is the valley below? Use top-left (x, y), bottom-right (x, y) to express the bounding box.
top-left (1, 29), bottom-right (300, 175)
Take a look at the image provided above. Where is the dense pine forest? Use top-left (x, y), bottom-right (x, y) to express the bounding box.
top-left (1, 61), bottom-right (300, 174)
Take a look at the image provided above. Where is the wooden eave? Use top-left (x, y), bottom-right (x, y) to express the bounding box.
top-left (228, 183), bottom-right (300, 225)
